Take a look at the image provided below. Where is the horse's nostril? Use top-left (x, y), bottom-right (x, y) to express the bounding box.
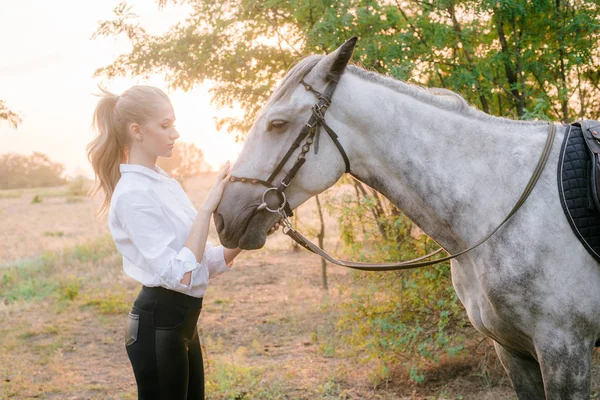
top-left (214, 213), bottom-right (225, 233)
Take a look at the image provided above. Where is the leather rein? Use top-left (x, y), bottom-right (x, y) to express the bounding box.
top-left (230, 76), bottom-right (557, 271)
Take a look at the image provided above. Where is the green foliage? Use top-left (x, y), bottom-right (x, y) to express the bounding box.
top-left (31, 194), bottom-right (42, 204)
top-left (84, 292), bottom-right (129, 314)
top-left (324, 183), bottom-right (468, 382)
top-left (205, 358), bottom-right (289, 399)
top-left (58, 276), bottom-right (80, 301)
top-left (94, 0), bottom-right (600, 134)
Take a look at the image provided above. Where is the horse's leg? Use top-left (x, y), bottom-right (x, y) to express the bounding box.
top-left (494, 341), bottom-right (545, 400)
top-left (536, 338), bottom-right (594, 400)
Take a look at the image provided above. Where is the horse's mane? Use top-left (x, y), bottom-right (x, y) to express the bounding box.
top-left (265, 54), bottom-right (546, 126)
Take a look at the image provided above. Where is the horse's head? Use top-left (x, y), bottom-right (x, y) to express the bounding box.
top-left (215, 37), bottom-right (358, 249)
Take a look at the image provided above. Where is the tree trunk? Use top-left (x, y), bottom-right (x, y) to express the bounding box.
top-left (447, 1), bottom-right (490, 114)
top-left (315, 195), bottom-right (328, 291)
top-left (494, 10), bottom-right (524, 118)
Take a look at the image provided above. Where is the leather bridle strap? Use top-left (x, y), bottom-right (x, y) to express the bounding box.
top-left (266, 79), bottom-right (346, 185)
top-left (281, 123), bottom-right (557, 271)
top-left (229, 77), bottom-right (351, 216)
top-left (301, 80), bottom-right (351, 174)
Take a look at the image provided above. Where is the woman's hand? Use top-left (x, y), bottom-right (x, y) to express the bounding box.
top-left (267, 218), bottom-right (284, 236)
top-left (200, 161), bottom-right (231, 214)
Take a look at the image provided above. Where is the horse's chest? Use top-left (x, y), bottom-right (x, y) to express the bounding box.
top-left (450, 256), bottom-right (540, 352)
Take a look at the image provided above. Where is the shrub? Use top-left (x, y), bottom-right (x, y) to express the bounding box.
top-left (325, 179), bottom-right (471, 383)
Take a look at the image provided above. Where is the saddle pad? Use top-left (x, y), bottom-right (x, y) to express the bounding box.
top-left (558, 124), bottom-right (600, 262)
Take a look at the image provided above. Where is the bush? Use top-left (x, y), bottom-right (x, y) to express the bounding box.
top-left (0, 152), bottom-right (66, 189)
top-left (66, 176), bottom-right (89, 196)
top-left (325, 179), bottom-right (471, 383)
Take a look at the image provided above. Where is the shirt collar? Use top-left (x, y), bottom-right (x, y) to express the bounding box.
top-left (120, 163), bottom-right (171, 180)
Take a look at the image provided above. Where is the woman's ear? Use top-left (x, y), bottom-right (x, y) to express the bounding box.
top-left (306, 37), bottom-right (358, 84)
top-left (128, 122), bottom-right (140, 136)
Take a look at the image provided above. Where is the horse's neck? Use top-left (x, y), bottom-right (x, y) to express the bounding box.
top-left (338, 76), bottom-right (551, 252)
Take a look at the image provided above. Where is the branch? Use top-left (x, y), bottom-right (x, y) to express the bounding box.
top-left (0, 100), bottom-right (22, 129)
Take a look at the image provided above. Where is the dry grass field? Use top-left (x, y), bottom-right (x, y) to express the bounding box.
top-left (2, 173), bottom-right (599, 399)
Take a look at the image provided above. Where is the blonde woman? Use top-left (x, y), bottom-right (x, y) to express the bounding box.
top-left (87, 85), bottom-right (280, 399)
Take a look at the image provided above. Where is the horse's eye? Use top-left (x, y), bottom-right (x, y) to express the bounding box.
top-left (268, 120), bottom-right (288, 131)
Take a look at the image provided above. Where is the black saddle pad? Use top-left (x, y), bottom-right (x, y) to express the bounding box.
top-left (558, 124), bottom-right (600, 262)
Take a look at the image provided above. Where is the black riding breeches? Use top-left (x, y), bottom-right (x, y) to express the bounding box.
top-left (125, 285), bottom-right (204, 400)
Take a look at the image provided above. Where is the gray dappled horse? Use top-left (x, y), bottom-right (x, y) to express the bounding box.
top-left (215, 38), bottom-right (600, 399)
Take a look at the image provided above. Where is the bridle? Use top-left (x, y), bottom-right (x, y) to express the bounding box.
top-left (228, 72), bottom-right (557, 271)
top-left (229, 77), bottom-right (349, 216)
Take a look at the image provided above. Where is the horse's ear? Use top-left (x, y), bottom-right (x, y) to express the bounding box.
top-left (312, 37), bottom-right (358, 83)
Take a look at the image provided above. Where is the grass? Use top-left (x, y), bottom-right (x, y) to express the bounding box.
top-left (0, 176), bottom-right (91, 201)
top-left (0, 190), bottom-right (23, 198)
top-left (44, 231), bottom-right (65, 237)
top-left (0, 235), bottom-right (117, 304)
top-left (83, 291), bottom-right (130, 314)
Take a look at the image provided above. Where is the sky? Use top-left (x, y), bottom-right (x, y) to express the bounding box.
top-left (0, 0), bottom-right (243, 179)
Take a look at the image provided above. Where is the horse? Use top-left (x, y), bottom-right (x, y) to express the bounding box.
top-left (214, 37), bottom-right (600, 399)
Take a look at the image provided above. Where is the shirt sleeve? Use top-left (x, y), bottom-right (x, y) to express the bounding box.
top-left (114, 190), bottom-right (197, 291)
top-left (202, 241), bottom-right (232, 278)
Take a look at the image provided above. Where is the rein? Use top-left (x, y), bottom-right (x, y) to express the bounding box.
top-left (230, 75), bottom-right (557, 271)
top-left (283, 124), bottom-right (555, 271)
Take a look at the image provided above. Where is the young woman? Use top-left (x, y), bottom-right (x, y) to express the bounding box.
top-left (86, 85), bottom-right (280, 399)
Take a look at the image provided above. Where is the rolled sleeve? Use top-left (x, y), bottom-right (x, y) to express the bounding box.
top-left (202, 241), bottom-right (231, 278)
top-left (116, 190), bottom-right (197, 291)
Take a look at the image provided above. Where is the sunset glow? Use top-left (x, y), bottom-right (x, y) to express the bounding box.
top-left (0, 0), bottom-right (242, 178)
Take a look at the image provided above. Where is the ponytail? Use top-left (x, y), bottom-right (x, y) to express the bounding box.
top-left (86, 87), bottom-right (127, 218)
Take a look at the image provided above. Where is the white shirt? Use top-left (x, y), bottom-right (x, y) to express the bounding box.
top-left (108, 163), bottom-right (230, 298)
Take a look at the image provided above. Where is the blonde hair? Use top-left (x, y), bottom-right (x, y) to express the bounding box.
top-left (86, 85), bottom-right (171, 217)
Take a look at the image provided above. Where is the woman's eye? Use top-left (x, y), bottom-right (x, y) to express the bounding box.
top-left (268, 120), bottom-right (288, 131)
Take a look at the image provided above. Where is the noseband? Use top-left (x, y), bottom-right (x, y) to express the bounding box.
top-left (228, 77), bottom-right (350, 216)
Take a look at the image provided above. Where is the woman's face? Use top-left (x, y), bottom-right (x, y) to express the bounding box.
top-left (136, 101), bottom-right (180, 158)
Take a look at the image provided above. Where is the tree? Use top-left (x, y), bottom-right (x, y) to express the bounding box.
top-left (93, 0), bottom-right (600, 128)
top-left (0, 152), bottom-right (66, 189)
top-left (156, 141), bottom-right (208, 178)
top-left (0, 100), bottom-right (21, 128)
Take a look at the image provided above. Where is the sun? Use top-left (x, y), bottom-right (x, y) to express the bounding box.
top-left (166, 85), bottom-right (244, 171)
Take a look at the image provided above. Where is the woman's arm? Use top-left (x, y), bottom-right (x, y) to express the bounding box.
top-left (224, 247), bottom-right (243, 265)
top-left (179, 210), bottom-right (212, 285)
top-left (180, 162), bottom-right (231, 285)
